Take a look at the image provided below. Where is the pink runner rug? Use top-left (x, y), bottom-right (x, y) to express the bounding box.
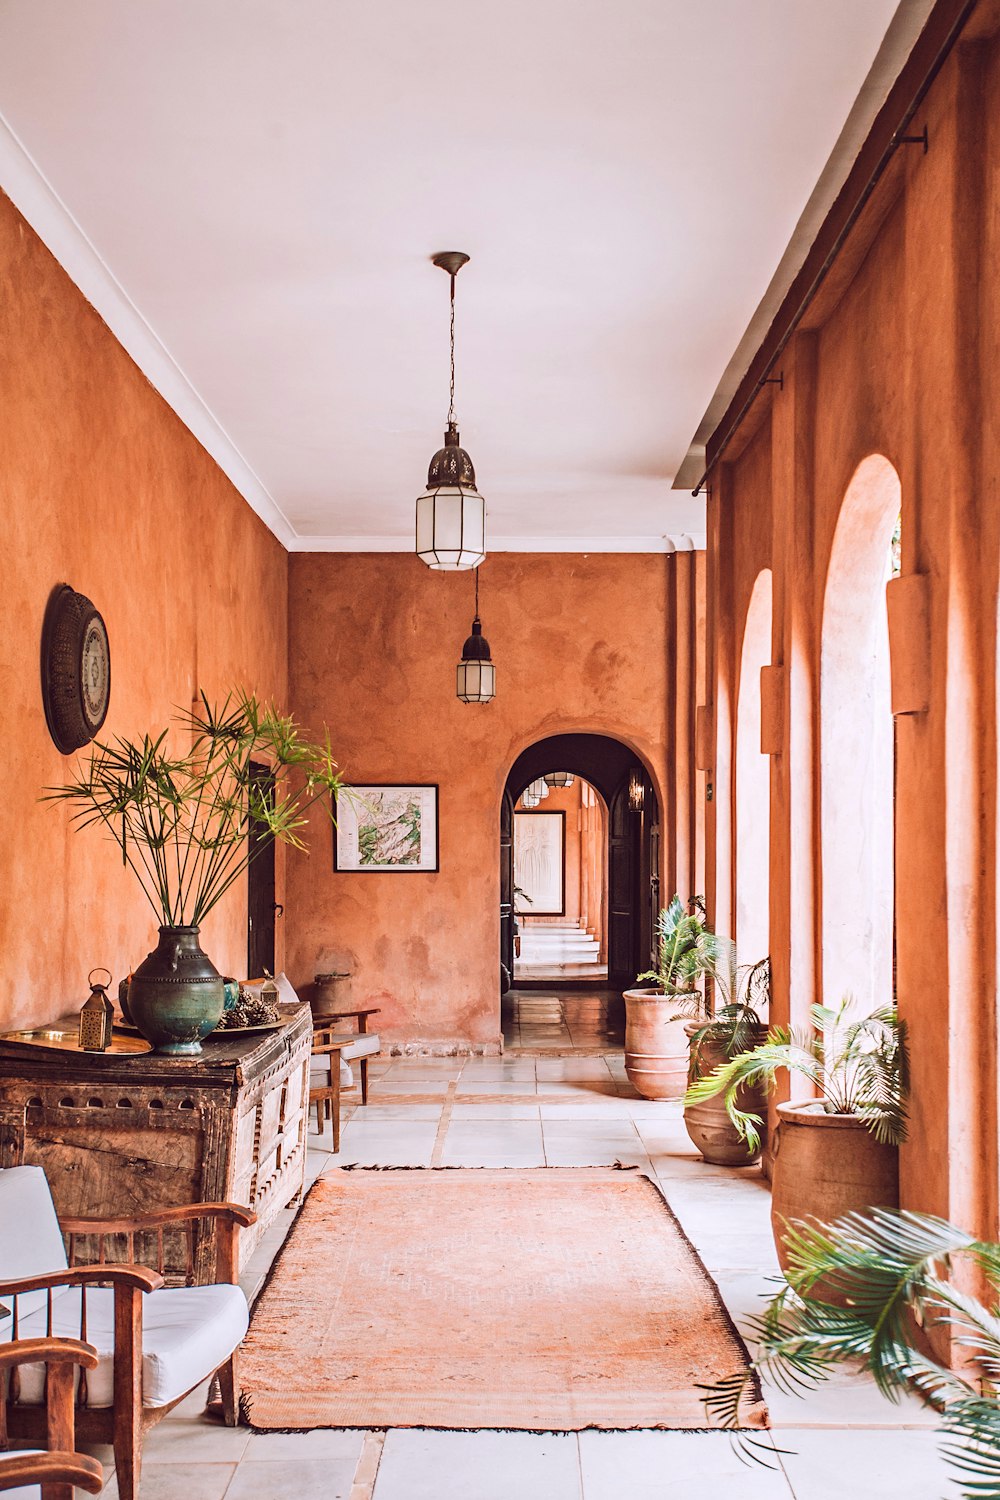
top-left (240, 1167), bottom-right (767, 1431)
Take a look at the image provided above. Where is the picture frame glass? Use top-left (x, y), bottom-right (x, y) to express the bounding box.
top-left (335, 785), bottom-right (439, 872)
top-left (513, 810), bottom-right (565, 915)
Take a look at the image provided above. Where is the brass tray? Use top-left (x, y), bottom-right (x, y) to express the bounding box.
top-left (0, 1027), bottom-right (152, 1056)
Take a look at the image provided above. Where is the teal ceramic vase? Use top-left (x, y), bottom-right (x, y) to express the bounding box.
top-left (129, 926), bottom-right (225, 1055)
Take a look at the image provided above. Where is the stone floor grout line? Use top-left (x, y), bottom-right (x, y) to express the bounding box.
top-left (350, 1430), bottom-right (387, 1500)
top-left (430, 1080), bottom-right (458, 1166)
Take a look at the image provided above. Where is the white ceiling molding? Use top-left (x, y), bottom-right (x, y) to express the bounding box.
top-left (285, 533), bottom-right (704, 554)
top-left (0, 109), bottom-right (296, 548)
top-left (674, 0), bottom-right (937, 491)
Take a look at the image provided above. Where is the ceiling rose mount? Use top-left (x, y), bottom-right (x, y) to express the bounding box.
top-left (431, 250), bottom-right (470, 277)
top-left (415, 250), bottom-right (487, 571)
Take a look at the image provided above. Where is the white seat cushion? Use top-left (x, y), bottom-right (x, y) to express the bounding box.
top-left (311, 1055), bottom-right (354, 1087)
top-left (0, 1166), bottom-right (69, 1321)
top-left (340, 1032), bottom-right (380, 1062)
top-left (11, 1282), bottom-right (248, 1410)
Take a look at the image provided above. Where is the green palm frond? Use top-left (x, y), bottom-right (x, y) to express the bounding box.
top-left (703, 1207), bottom-right (1000, 1497)
top-left (683, 996), bottom-right (907, 1148)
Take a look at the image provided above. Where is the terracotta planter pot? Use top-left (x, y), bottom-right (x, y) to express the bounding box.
top-left (771, 1100), bottom-right (899, 1275)
top-left (622, 989), bottom-right (694, 1100)
top-left (683, 1024), bottom-right (766, 1166)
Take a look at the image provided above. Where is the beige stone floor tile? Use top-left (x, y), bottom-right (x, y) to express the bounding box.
top-left (450, 1102), bottom-right (542, 1119)
top-left (373, 1430), bottom-right (583, 1499)
top-left (579, 1431), bottom-right (789, 1500)
top-left (225, 1453), bottom-right (362, 1498)
top-left (455, 1079), bottom-right (539, 1096)
top-left (772, 1425), bottom-right (957, 1495)
top-left (101, 1462), bottom-right (236, 1499)
top-left (142, 1418), bottom-right (252, 1464)
top-left (242, 1429), bottom-right (368, 1462)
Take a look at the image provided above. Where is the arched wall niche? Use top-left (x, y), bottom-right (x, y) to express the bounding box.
top-left (819, 454), bottom-right (901, 1015)
top-left (735, 569), bottom-right (773, 967)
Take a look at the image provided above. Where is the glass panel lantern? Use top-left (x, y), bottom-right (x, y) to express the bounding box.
top-left (544, 771), bottom-right (573, 788)
top-left (456, 657), bottom-right (496, 703)
top-left (416, 425), bottom-right (487, 571)
top-left (456, 615), bottom-right (496, 703)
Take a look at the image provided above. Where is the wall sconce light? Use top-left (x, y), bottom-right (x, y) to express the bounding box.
top-left (628, 769), bottom-right (645, 811)
top-left (456, 567), bottom-right (496, 703)
top-left (416, 252), bottom-right (487, 570)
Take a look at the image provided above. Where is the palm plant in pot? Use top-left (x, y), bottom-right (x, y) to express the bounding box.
top-left (44, 690), bottom-right (340, 1055)
top-left (684, 956), bottom-right (770, 1167)
top-left (703, 1206), bottom-right (1000, 1498)
top-left (684, 998), bottom-right (908, 1269)
top-left (622, 895), bottom-right (732, 1100)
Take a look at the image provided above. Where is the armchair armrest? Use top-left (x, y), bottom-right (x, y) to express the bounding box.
top-left (60, 1202), bottom-right (256, 1234)
top-left (0, 1265), bottom-right (164, 1298)
top-left (313, 1007), bottom-right (381, 1024)
top-left (0, 1339), bottom-right (100, 1458)
top-left (59, 1203), bottom-right (256, 1287)
top-left (0, 1338), bottom-right (98, 1374)
top-left (0, 1452), bottom-right (103, 1495)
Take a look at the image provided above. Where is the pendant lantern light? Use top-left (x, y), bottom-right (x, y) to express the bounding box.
top-left (456, 567), bottom-right (496, 703)
top-left (521, 789), bottom-right (539, 809)
top-left (544, 772), bottom-right (574, 788)
top-left (531, 779), bottom-right (549, 800)
top-left (416, 252), bottom-right (487, 570)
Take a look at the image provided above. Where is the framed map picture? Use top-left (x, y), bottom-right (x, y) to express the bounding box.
top-left (335, 784), bottom-right (439, 872)
top-left (513, 810), bottom-right (565, 915)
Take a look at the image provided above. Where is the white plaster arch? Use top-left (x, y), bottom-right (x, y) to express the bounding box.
top-left (820, 454), bottom-right (901, 1015)
top-left (735, 569), bottom-right (773, 966)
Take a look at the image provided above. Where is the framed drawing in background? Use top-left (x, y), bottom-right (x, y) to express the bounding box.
top-left (335, 784), bottom-right (439, 872)
top-left (513, 810), bottom-right (565, 915)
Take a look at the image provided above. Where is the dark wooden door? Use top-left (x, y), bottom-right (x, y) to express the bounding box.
top-left (607, 780), bottom-right (636, 986)
top-left (499, 790), bottom-right (514, 988)
top-left (247, 761), bottom-right (277, 979)
top-left (608, 771), bottom-right (660, 985)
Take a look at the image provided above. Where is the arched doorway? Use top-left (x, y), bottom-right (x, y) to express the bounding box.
top-left (820, 455), bottom-right (901, 1013)
top-left (512, 776), bottom-right (608, 982)
top-left (735, 570), bottom-right (773, 965)
top-left (501, 734), bottom-right (661, 992)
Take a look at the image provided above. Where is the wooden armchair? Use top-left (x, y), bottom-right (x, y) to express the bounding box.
top-left (310, 1007), bottom-right (381, 1149)
top-left (311, 1006), bottom-right (381, 1104)
top-left (0, 1338), bottom-right (103, 1500)
top-left (0, 1166), bottom-right (255, 1500)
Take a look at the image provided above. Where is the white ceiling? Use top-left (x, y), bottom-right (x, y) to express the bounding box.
top-left (0, 1), bottom-right (925, 551)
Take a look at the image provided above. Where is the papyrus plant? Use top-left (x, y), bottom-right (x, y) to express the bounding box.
top-left (44, 690), bottom-right (340, 927)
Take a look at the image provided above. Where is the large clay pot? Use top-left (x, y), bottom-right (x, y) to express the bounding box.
top-left (683, 1024), bottom-right (766, 1166)
top-left (129, 926), bottom-right (225, 1056)
top-left (770, 1100), bottom-right (899, 1274)
top-left (622, 989), bottom-right (692, 1100)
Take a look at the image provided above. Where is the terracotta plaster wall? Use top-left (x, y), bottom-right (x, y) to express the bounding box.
top-left (286, 552), bottom-right (674, 1050)
top-left (0, 192), bottom-right (288, 1029)
top-left (705, 16), bottom-right (1000, 1237)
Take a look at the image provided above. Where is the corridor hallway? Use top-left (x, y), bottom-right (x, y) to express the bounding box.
top-left (513, 921), bottom-right (608, 982)
top-left (502, 985), bottom-right (623, 1051)
top-left (99, 1052), bottom-right (949, 1500)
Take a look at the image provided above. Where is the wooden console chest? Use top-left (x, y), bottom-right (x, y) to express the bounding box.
top-left (0, 1005), bottom-right (311, 1282)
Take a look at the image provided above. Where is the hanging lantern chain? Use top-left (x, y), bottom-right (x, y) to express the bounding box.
top-left (474, 564), bottom-right (479, 621)
top-left (448, 273), bottom-right (457, 427)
